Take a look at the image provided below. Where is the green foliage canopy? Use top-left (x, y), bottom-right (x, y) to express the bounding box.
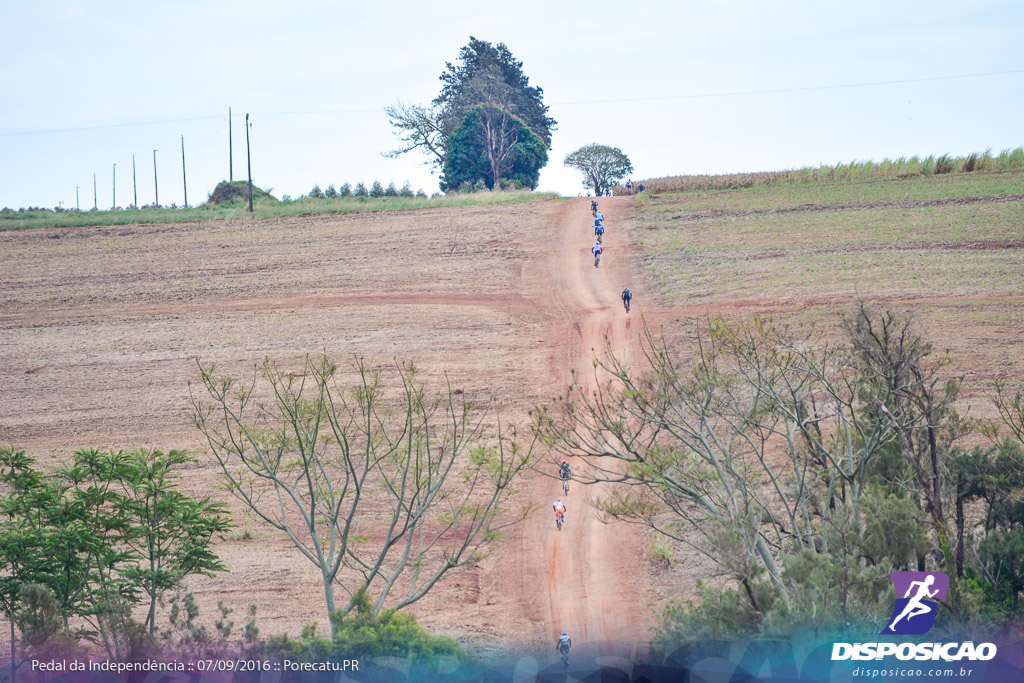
top-left (387, 37), bottom-right (555, 190)
top-left (441, 105), bottom-right (547, 191)
top-left (435, 36), bottom-right (555, 149)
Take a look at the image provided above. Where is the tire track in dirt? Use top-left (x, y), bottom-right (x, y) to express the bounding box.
top-left (0, 292), bottom-right (533, 325)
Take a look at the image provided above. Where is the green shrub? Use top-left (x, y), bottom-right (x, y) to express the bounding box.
top-left (259, 589), bottom-right (465, 667)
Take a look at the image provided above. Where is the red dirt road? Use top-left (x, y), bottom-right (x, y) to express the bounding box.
top-left (501, 196), bottom-right (653, 660)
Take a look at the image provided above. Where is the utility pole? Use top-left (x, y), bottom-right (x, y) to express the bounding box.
top-left (246, 113), bottom-right (253, 213)
top-left (76, 186), bottom-right (80, 211)
top-left (132, 154), bottom-right (138, 209)
top-left (153, 149), bottom-right (159, 207)
top-left (181, 135), bottom-right (188, 209)
top-left (93, 172), bottom-right (97, 210)
top-left (229, 106), bottom-right (233, 182)
top-left (112, 163), bottom-right (117, 209)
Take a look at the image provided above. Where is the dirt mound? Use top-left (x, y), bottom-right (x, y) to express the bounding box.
top-left (205, 180), bottom-right (277, 206)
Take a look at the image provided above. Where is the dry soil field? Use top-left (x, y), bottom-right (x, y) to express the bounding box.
top-left (4, 185), bottom-right (1022, 666)
top-left (0, 196), bottom-right (658, 662)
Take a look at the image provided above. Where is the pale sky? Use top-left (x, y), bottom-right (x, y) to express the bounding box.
top-left (2, 0), bottom-right (1022, 210)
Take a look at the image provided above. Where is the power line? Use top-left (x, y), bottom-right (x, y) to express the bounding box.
top-left (0, 68), bottom-right (1021, 137)
top-left (0, 108), bottom-right (382, 138)
top-left (553, 69), bottom-right (1024, 106)
top-left (0, 114), bottom-right (224, 137)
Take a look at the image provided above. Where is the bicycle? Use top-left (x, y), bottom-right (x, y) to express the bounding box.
top-left (560, 650), bottom-right (569, 667)
top-left (556, 511), bottom-right (564, 531)
top-left (594, 251), bottom-right (601, 268)
top-left (562, 478), bottom-right (569, 495)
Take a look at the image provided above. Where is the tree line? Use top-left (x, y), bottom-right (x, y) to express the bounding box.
top-left (303, 180), bottom-right (428, 200)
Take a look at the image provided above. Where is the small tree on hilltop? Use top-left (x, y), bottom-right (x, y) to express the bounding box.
top-left (564, 144), bottom-right (633, 197)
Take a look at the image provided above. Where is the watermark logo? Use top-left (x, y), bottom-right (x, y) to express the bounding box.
top-left (882, 571), bottom-right (949, 635)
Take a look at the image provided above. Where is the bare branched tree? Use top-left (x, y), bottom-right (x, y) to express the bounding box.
top-left (533, 316), bottom-right (896, 613)
top-left (190, 355), bottom-right (533, 636)
top-left (383, 101), bottom-right (447, 171)
top-left (844, 303), bottom-right (970, 620)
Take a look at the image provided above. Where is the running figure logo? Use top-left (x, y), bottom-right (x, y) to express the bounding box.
top-left (882, 571), bottom-right (949, 635)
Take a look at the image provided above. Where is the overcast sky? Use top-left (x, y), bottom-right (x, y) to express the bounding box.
top-left (2, 0), bottom-right (1022, 209)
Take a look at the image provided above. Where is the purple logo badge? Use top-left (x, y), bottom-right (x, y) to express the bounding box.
top-left (882, 571), bottom-right (949, 635)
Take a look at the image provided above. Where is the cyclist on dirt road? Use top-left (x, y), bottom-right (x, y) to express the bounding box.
top-left (591, 199), bottom-right (598, 214)
top-left (592, 241), bottom-right (603, 257)
top-left (553, 499), bottom-right (566, 524)
top-left (559, 460), bottom-right (572, 480)
top-left (622, 287), bottom-right (632, 313)
top-left (595, 222), bottom-right (604, 241)
top-left (557, 631), bottom-right (572, 665)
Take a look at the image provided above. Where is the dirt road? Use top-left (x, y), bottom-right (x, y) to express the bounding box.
top-left (545, 198), bottom-right (649, 657)
top-left (483, 196), bottom-right (653, 662)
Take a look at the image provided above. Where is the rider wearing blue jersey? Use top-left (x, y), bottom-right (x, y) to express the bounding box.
top-left (556, 631), bottom-right (572, 664)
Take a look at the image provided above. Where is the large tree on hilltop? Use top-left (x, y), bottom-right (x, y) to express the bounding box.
top-left (386, 37), bottom-right (555, 184)
top-left (435, 37), bottom-right (555, 149)
top-left (442, 105), bottom-right (547, 191)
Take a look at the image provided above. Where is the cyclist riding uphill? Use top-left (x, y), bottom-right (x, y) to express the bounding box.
top-left (556, 631), bottom-right (572, 663)
top-left (622, 287), bottom-right (632, 312)
top-left (594, 210), bottom-right (604, 224)
top-left (595, 222), bottom-right (604, 239)
top-left (559, 460), bottom-right (572, 480)
top-left (592, 241), bottom-right (603, 256)
top-left (553, 499), bottom-right (566, 520)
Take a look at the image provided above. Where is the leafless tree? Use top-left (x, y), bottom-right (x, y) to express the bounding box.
top-left (383, 101), bottom-right (446, 171)
top-left (190, 355), bottom-right (533, 637)
top-left (533, 316), bottom-right (896, 613)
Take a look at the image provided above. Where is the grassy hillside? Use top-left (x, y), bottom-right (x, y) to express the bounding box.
top-left (631, 168), bottom-right (1024, 416)
top-left (0, 188), bottom-right (560, 231)
top-left (634, 170), bottom-right (1023, 303)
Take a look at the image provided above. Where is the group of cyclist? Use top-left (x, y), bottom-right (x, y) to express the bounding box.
top-left (553, 460), bottom-right (572, 665)
top-left (591, 201), bottom-right (604, 266)
top-left (590, 201), bottom-right (634, 314)
top-left (553, 460), bottom-right (570, 529)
